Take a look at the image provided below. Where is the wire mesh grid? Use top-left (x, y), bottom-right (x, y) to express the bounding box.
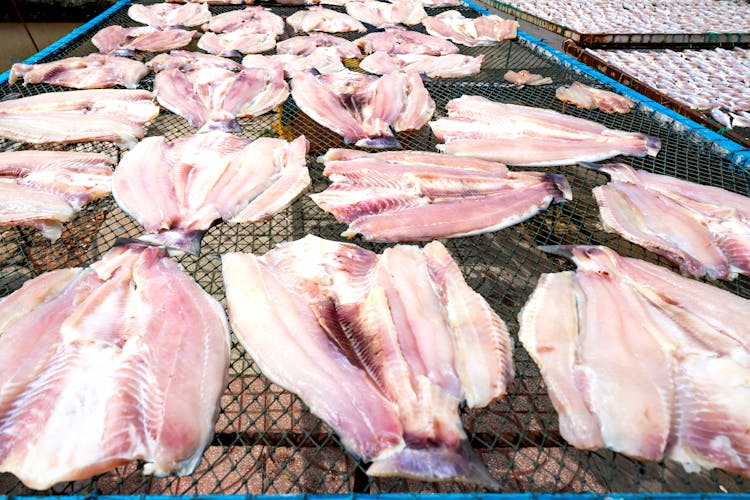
top-left (1, 0), bottom-right (750, 495)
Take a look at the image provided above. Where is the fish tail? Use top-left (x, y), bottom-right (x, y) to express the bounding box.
top-left (136, 230), bottom-right (206, 256)
top-left (545, 173), bottom-right (572, 201)
top-left (366, 439), bottom-right (499, 490)
top-left (354, 135), bottom-right (401, 149)
top-left (645, 134), bottom-right (661, 156)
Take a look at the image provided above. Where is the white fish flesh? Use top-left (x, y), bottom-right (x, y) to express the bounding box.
top-left (430, 95), bottom-right (661, 166)
top-left (202, 6), bottom-right (285, 34)
top-left (166, 0), bottom-right (250, 5)
top-left (148, 50), bottom-right (243, 73)
top-left (128, 2), bottom-right (210, 29)
top-left (360, 51), bottom-right (483, 78)
top-left (112, 132), bottom-right (310, 254)
top-left (0, 89), bottom-right (159, 147)
top-left (91, 25), bottom-right (195, 56)
top-left (422, 0), bottom-right (464, 7)
top-left (0, 243), bottom-right (229, 490)
top-left (0, 150), bottom-right (112, 241)
top-left (197, 29), bottom-right (277, 56)
top-left (276, 33), bottom-right (362, 58)
top-left (311, 148), bottom-right (571, 241)
top-left (287, 6), bottom-right (366, 33)
top-left (153, 65), bottom-right (288, 131)
top-left (519, 244), bottom-right (750, 476)
top-left (503, 69), bottom-right (552, 86)
top-left (9, 54), bottom-right (148, 89)
top-left (581, 162), bottom-right (750, 280)
top-left (345, 0), bottom-right (426, 28)
top-left (356, 28), bottom-right (459, 55)
top-left (556, 81), bottom-right (634, 114)
top-left (242, 48), bottom-right (346, 78)
top-left (222, 234), bottom-right (512, 487)
top-left (290, 69), bottom-right (434, 148)
top-left (422, 11), bottom-right (517, 46)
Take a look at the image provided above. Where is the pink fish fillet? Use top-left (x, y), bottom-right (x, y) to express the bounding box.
top-left (556, 81), bottom-right (634, 114)
top-left (0, 244), bottom-right (229, 490)
top-left (361, 52), bottom-right (483, 78)
top-left (423, 11), bottom-right (517, 46)
top-left (201, 6), bottom-right (284, 34)
top-left (9, 54), bottom-right (148, 89)
top-left (503, 69), bottom-right (552, 86)
top-left (112, 132), bottom-right (310, 254)
top-left (92, 25), bottom-right (194, 56)
top-left (356, 28), bottom-right (459, 55)
top-left (127, 2), bottom-right (210, 29)
top-left (197, 30), bottom-right (277, 56)
top-left (276, 33), bottom-right (362, 58)
top-left (286, 6), bottom-right (366, 33)
top-left (519, 244), bottom-right (750, 476)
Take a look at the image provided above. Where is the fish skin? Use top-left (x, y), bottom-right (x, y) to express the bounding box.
top-left (112, 132), bottom-right (310, 254)
top-left (127, 2), bottom-right (210, 29)
top-left (0, 244), bottom-right (229, 490)
top-left (355, 28), bottom-right (459, 55)
top-left (9, 54), bottom-right (148, 89)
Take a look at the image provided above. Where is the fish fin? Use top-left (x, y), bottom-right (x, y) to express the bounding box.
top-left (354, 136), bottom-right (401, 149)
top-left (537, 245), bottom-right (580, 259)
top-left (645, 135), bottom-right (661, 157)
top-left (366, 439), bottom-right (499, 490)
top-left (0, 92), bottom-right (22, 102)
top-left (545, 173), bottom-right (572, 201)
top-left (137, 230), bottom-right (206, 256)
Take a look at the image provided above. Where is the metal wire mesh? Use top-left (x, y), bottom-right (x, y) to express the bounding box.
top-left (1, 0), bottom-right (750, 495)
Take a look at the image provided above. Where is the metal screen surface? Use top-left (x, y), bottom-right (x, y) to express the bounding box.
top-left (1, 0), bottom-right (750, 495)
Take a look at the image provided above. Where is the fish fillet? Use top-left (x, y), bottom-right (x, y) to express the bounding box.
top-left (0, 244), bottom-right (229, 490)
top-left (9, 54), bottom-right (148, 89)
top-left (423, 11), bottom-right (517, 46)
top-left (92, 25), bottom-right (194, 56)
top-left (222, 235), bottom-right (512, 487)
top-left (128, 2), bottom-right (210, 29)
top-left (197, 30), bottom-right (277, 56)
top-left (291, 69), bottom-right (434, 148)
top-left (242, 48), bottom-right (346, 78)
top-left (556, 81), bottom-right (634, 114)
top-left (431, 95), bottom-right (660, 166)
top-left (311, 149), bottom-right (571, 241)
top-left (201, 6), bottom-right (284, 34)
top-left (345, 0), bottom-right (426, 28)
top-left (0, 89), bottom-right (159, 147)
top-left (503, 69), bottom-right (552, 86)
top-left (582, 162), bottom-right (750, 280)
top-left (356, 28), bottom-right (459, 55)
top-left (360, 52), bottom-right (483, 78)
top-left (519, 244), bottom-right (750, 476)
top-left (276, 33), bottom-right (361, 58)
top-left (287, 6), bottom-right (366, 33)
top-left (112, 132), bottom-right (310, 254)
top-left (148, 50), bottom-right (243, 73)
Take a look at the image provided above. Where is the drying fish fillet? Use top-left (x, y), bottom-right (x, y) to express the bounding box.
top-left (556, 81), bottom-right (634, 114)
top-left (0, 89), bottom-right (159, 147)
top-left (423, 11), bottom-right (517, 46)
top-left (503, 69), bottom-right (552, 86)
top-left (423, 0), bottom-right (464, 6)
top-left (148, 50), bottom-right (243, 72)
top-left (112, 132), bottom-right (310, 254)
top-left (276, 33), bottom-right (362, 58)
top-left (202, 6), bottom-right (284, 34)
top-left (345, 0), bottom-right (426, 28)
top-left (166, 0), bottom-right (250, 5)
top-left (9, 54), bottom-right (148, 89)
top-left (0, 150), bottom-right (113, 241)
top-left (430, 95), bottom-right (660, 166)
top-left (519, 244), bottom-right (750, 477)
top-left (291, 69), bottom-right (434, 148)
top-left (197, 29), bottom-right (277, 56)
top-left (356, 28), bottom-right (459, 55)
top-left (360, 51), bottom-right (483, 78)
top-left (153, 65), bottom-right (288, 131)
top-left (0, 243), bottom-right (229, 490)
top-left (223, 235), bottom-right (512, 487)
top-left (580, 162), bottom-right (750, 280)
top-left (287, 6), bottom-right (367, 33)
top-left (128, 2), bottom-right (210, 29)
top-left (242, 49), bottom-right (346, 78)
top-left (92, 25), bottom-right (194, 56)
top-left (312, 149), bottom-right (571, 241)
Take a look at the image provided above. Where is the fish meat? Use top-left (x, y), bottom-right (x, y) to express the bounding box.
top-left (356, 28), bottom-right (459, 55)
top-left (503, 69), bottom-right (552, 86)
top-left (9, 54), bottom-right (148, 89)
top-left (556, 81), bottom-right (634, 114)
top-left (148, 50), bottom-right (243, 72)
top-left (345, 0), bottom-right (426, 28)
top-left (430, 95), bottom-right (661, 166)
top-left (197, 30), bottom-right (277, 56)
top-left (0, 150), bottom-right (113, 240)
top-left (166, 0), bottom-right (250, 5)
top-left (128, 2), bottom-right (210, 29)
top-left (222, 235), bottom-right (512, 487)
top-left (201, 6), bottom-right (285, 34)
top-left (290, 69), bottom-right (434, 148)
top-left (0, 89), bottom-right (159, 147)
top-left (422, 11), bottom-right (517, 46)
top-left (91, 25), bottom-right (195, 56)
top-left (360, 51), bottom-right (483, 78)
top-left (0, 243), bottom-right (229, 490)
top-left (422, 0), bottom-right (464, 6)
top-left (112, 132), bottom-right (310, 254)
top-left (580, 162), bottom-right (750, 280)
top-left (311, 148), bottom-right (571, 241)
top-left (153, 65), bottom-right (288, 131)
top-left (242, 48), bottom-right (346, 78)
top-left (519, 244), bottom-right (750, 476)
top-left (286, 6), bottom-right (367, 33)
top-left (276, 33), bottom-right (362, 58)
